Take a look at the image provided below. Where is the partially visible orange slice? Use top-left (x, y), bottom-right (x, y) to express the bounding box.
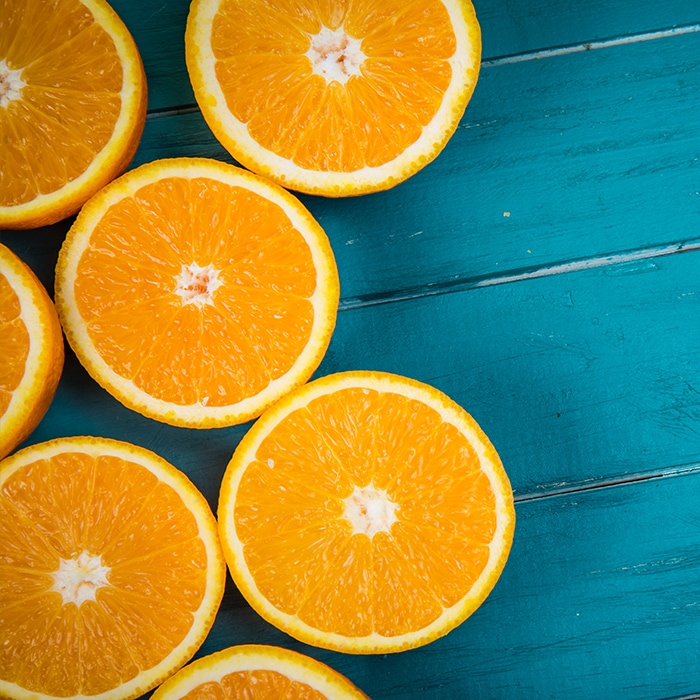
top-left (151, 644), bottom-right (370, 700)
top-left (185, 0), bottom-right (481, 196)
top-left (0, 243), bottom-right (64, 460)
top-left (0, 0), bottom-right (147, 229)
top-left (218, 371), bottom-right (515, 654)
top-left (0, 436), bottom-right (226, 700)
top-left (55, 157), bottom-right (339, 428)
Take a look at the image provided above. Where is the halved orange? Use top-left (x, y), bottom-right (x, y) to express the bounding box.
top-left (0, 243), bottom-right (64, 460)
top-left (0, 0), bottom-right (147, 230)
top-left (0, 436), bottom-right (226, 700)
top-left (151, 644), bottom-right (370, 700)
top-left (185, 0), bottom-right (481, 196)
top-left (218, 370), bottom-right (515, 654)
top-left (55, 157), bottom-right (339, 428)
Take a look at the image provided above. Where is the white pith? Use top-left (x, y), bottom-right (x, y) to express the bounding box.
top-left (174, 263), bottom-right (223, 307)
top-left (51, 551), bottom-right (112, 606)
top-left (305, 25), bottom-right (365, 85)
top-left (343, 484), bottom-right (398, 537)
top-left (0, 59), bottom-right (25, 108)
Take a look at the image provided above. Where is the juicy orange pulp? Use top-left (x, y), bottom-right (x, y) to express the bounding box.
top-left (167, 668), bottom-right (332, 699)
top-left (0, 437), bottom-right (225, 698)
top-left (238, 386), bottom-right (497, 636)
top-left (220, 372), bottom-right (515, 653)
top-left (211, 0), bottom-right (457, 170)
top-left (0, 0), bottom-right (147, 228)
top-left (74, 178), bottom-right (317, 407)
top-left (0, 271), bottom-right (29, 420)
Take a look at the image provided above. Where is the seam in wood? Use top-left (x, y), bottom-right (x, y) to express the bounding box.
top-left (482, 23), bottom-right (700, 67)
top-left (339, 240), bottom-right (700, 310)
top-left (513, 462), bottom-right (700, 503)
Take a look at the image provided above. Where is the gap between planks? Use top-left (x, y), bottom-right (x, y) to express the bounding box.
top-left (482, 22), bottom-right (700, 66)
top-left (138, 23), bottom-right (700, 312)
top-left (339, 240), bottom-right (700, 310)
top-left (514, 462), bottom-right (700, 504)
top-left (143, 23), bottom-right (700, 120)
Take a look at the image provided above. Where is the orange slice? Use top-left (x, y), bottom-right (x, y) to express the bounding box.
top-left (185, 0), bottom-right (481, 196)
top-left (0, 0), bottom-right (147, 230)
top-left (0, 436), bottom-right (226, 700)
top-left (0, 243), bottom-right (64, 460)
top-left (218, 370), bottom-right (515, 654)
top-left (151, 644), bottom-right (370, 700)
top-left (54, 157), bottom-right (339, 428)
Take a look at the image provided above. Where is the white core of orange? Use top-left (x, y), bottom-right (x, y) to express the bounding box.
top-left (174, 263), bottom-right (223, 307)
top-left (51, 551), bottom-right (112, 606)
top-left (343, 484), bottom-right (398, 537)
top-left (305, 25), bottom-right (365, 86)
top-left (0, 59), bottom-right (25, 108)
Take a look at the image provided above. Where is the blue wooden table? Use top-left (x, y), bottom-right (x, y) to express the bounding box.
top-left (2, 0), bottom-right (700, 697)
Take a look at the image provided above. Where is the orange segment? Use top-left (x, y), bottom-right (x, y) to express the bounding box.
top-left (218, 371), bottom-right (515, 653)
top-left (151, 644), bottom-right (370, 700)
top-left (0, 243), bottom-right (64, 460)
top-left (0, 0), bottom-right (147, 229)
top-left (54, 157), bottom-right (339, 428)
top-left (0, 436), bottom-right (225, 700)
top-left (185, 0), bottom-right (481, 195)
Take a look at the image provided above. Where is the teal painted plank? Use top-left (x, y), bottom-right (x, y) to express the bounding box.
top-left (2, 239), bottom-right (697, 499)
top-left (13, 268), bottom-right (696, 700)
top-left (108, 0), bottom-right (700, 111)
top-left (311, 472), bottom-right (700, 699)
top-left (111, 0), bottom-right (195, 112)
top-left (126, 32), bottom-right (700, 302)
top-left (474, 0), bottom-right (700, 59)
top-left (143, 471), bottom-right (700, 699)
top-left (316, 249), bottom-right (700, 495)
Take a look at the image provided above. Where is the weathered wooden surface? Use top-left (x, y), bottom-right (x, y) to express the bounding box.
top-left (2, 0), bottom-right (700, 697)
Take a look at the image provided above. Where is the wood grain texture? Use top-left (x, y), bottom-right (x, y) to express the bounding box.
top-left (126, 32), bottom-right (700, 301)
top-left (1, 0), bottom-right (699, 698)
top-left (315, 471), bottom-right (700, 700)
top-left (6, 244), bottom-right (697, 500)
top-left (317, 249), bottom-right (700, 494)
top-left (110, 0), bottom-right (700, 110)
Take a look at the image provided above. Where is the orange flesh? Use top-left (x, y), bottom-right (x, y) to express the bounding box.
top-left (0, 0), bottom-right (123, 206)
top-left (180, 670), bottom-right (327, 699)
top-left (235, 387), bottom-right (496, 638)
top-left (0, 451), bottom-right (209, 696)
top-left (211, 0), bottom-right (456, 171)
top-left (73, 176), bottom-right (316, 407)
top-left (0, 271), bottom-right (29, 417)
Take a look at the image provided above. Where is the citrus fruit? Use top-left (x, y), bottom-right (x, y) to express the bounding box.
top-left (185, 0), bottom-right (481, 196)
top-left (218, 370), bottom-right (515, 654)
top-left (54, 157), bottom-right (339, 429)
top-left (151, 644), bottom-right (370, 700)
top-left (0, 243), bottom-right (64, 460)
top-left (0, 435), bottom-right (226, 700)
top-left (0, 0), bottom-right (147, 230)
